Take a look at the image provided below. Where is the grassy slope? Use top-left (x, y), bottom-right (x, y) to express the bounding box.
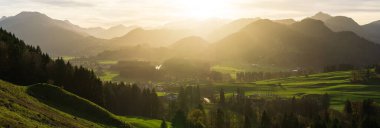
top-left (207, 71), bottom-right (380, 110)
top-left (0, 80), bottom-right (106, 128)
top-left (0, 80), bottom-right (164, 128)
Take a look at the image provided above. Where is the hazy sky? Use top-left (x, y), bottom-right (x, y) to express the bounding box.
top-left (1, 0), bottom-right (380, 28)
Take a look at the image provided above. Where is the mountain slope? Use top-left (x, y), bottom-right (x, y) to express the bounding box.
top-left (362, 20), bottom-right (380, 44)
top-left (0, 16), bottom-right (6, 21)
top-left (84, 25), bottom-right (138, 39)
top-left (207, 18), bottom-right (260, 41)
top-left (110, 28), bottom-right (191, 47)
top-left (209, 19), bottom-right (380, 68)
top-left (310, 12), bottom-right (333, 21)
top-left (170, 36), bottom-right (209, 58)
top-left (309, 12), bottom-right (379, 44)
top-left (0, 11), bottom-right (105, 56)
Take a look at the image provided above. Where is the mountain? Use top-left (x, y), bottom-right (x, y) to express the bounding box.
top-left (170, 36), bottom-right (209, 57)
top-left (0, 16), bottom-right (6, 21)
top-left (309, 12), bottom-right (379, 44)
top-left (274, 19), bottom-right (296, 25)
top-left (362, 20), bottom-right (380, 44)
top-left (209, 19), bottom-right (380, 68)
top-left (0, 11), bottom-right (105, 56)
top-left (207, 18), bottom-right (260, 41)
top-left (171, 36), bottom-right (208, 49)
top-left (94, 36), bottom-right (209, 61)
top-left (84, 25), bottom-right (138, 39)
top-left (110, 27), bottom-right (192, 47)
top-left (310, 12), bottom-right (333, 21)
top-left (323, 16), bottom-right (367, 35)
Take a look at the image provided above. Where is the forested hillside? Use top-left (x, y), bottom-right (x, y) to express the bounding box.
top-left (0, 28), bottom-right (163, 119)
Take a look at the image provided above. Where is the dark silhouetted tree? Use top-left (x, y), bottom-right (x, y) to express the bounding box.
top-left (172, 110), bottom-right (186, 128)
top-left (161, 119), bottom-right (168, 128)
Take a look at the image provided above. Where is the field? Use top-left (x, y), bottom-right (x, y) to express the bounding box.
top-left (0, 80), bottom-right (164, 128)
top-left (197, 71), bottom-right (380, 110)
top-left (99, 71), bottom-right (119, 81)
top-left (211, 64), bottom-right (290, 79)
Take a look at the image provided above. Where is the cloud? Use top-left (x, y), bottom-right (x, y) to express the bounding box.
top-left (31, 0), bottom-right (94, 7)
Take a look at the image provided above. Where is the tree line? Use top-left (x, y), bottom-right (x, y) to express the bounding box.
top-left (350, 65), bottom-right (380, 83)
top-left (167, 87), bottom-right (379, 128)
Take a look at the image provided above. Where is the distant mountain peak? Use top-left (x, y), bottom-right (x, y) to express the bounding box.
top-left (310, 12), bottom-right (333, 21)
top-left (245, 19), bottom-right (279, 28)
top-left (369, 20), bottom-right (380, 25)
top-left (292, 18), bottom-right (333, 36)
top-left (16, 11), bottom-right (48, 18)
top-left (0, 16), bottom-right (6, 21)
top-left (274, 19), bottom-right (296, 25)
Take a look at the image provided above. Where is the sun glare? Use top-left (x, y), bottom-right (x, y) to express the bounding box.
top-left (179, 0), bottom-right (231, 19)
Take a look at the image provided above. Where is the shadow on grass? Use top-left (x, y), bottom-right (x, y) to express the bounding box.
top-left (26, 84), bottom-right (129, 128)
top-left (294, 83), bottom-right (345, 89)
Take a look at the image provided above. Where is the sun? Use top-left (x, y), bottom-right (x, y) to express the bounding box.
top-left (178, 0), bottom-right (231, 19)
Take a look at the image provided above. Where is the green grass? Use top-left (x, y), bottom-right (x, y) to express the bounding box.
top-left (0, 80), bottom-right (166, 128)
top-left (99, 71), bottom-right (119, 81)
top-left (52, 56), bottom-right (76, 61)
top-left (26, 84), bottom-right (127, 127)
top-left (156, 92), bottom-right (167, 96)
top-left (205, 71), bottom-right (380, 110)
top-left (121, 116), bottom-right (170, 128)
top-left (211, 64), bottom-right (289, 79)
top-left (98, 60), bottom-right (118, 65)
top-left (0, 80), bottom-right (105, 127)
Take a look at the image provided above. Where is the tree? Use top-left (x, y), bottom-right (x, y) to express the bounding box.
top-left (161, 119), bottom-right (168, 128)
top-left (260, 111), bottom-right (270, 128)
top-left (281, 113), bottom-right (299, 128)
top-left (172, 110), bottom-right (186, 128)
top-left (187, 109), bottom-right (207, 128)
top-left (244, 114), bottom-right (252, 128)
top-left (216, 108), bottom-right (225, 128)
top-left (344, 100), bottom-right (352, 115)
top-left (219, 88), bottom-right (225, 105)
top-left (331, 118), bottom-right (341, 128)
top-left (322, 93), bottom-right (330, 110)
top-left (376, 65), bottom-right (380, 74)
top-left (312, 116), bottom-right (327, 128)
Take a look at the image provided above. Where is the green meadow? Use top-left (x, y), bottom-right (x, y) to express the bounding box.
top-left (198, 71), bottom-right (380, 110)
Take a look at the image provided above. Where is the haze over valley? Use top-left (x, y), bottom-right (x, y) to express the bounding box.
top-left (1, 1), bottom-right (380, 128)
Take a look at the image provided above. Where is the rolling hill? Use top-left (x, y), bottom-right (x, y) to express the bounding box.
top-left (0, 80), bottom-right (128, 127)
top-left (0, 80), bottom-right (166, 128)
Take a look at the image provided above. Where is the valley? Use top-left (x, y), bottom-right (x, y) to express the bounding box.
top-left (1, 7), bottom-right (380, 128)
